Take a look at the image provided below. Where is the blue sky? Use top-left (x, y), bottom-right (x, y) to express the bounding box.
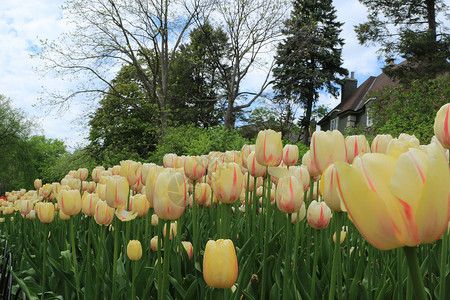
top-left (0, 0), bottom-right (393, 150)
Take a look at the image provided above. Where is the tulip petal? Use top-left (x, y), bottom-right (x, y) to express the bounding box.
top-left (334, 161), bottom-right (404, 250)
top-left (115, 208), bottom-right (138, 221)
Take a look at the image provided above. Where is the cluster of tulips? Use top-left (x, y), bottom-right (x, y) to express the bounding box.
top-left (1, 103), bottom-right (450, 299)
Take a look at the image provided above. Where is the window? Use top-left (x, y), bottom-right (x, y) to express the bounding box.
top-left (366, 109), bottom-right (373, 127)
top-left (330, 117), bottom-right (339, 130)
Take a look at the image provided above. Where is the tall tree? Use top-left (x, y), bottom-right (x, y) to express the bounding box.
top-left (195, 0), bottom-right (289, 128)
top-left (355, 0), bottom-right (450, 81)
top-left (37, 0), bottom-right (210, 137)
top-left (272, 0), bottom-right (348, 144)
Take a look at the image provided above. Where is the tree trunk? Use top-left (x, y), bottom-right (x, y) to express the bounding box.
top-left (301, 96), bottom-right (314, 145)
top-left (425, 0), bottom-right (436, 40)
top-left (224, 97), bottom-right (235, 129)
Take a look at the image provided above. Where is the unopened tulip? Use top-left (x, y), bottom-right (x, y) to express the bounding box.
top-left (203, 239), bottom-right (238, 289)
top-left (275, 176), bottom-right (304, 213)
top-left (184, 156), bottom-right (206, 181)
top-left (163, 154), bottom-right (177, 168)
top-left (371, 134), bottom-right (393, 153)
top-left (283, 144), bottom-right (299, 166)
top-left (131, 194), bottom-right (149, 217)
top-left (333, 226), bottom-right (348, 244)
top-left (37, 202), bottom-right (55, 223)
top-left (19, 200), bottom-right (33, 215)
top-left (247, 152), bottom-right (266, 178)
top-left (77, 168), bottom-right (89, 181)
top-left (207, 158), bottom-right (221, 179)
top-left (307, 200), bottom-right (332, 229)
top-left (301, 150), bottom-right (320, 177)
top-left (320, 164), bottom-right (345, 212)
top-left (334, 142), bottom-right (450, 250)
top-left (60, 190), bottom-right (82, 216)
top-left (241, 144), bottom-right (255, 169)
top-left (151, 214), bottom-right (159, 226)
top-left (310, 130), bottom-right (346, 175)
top-left (150, 236), bottom-right (160, 251)
top-left (153, 172), bottom-right (187, 220)
top-left (127, 240), bottom-right (143, 261)
top-left (81, 193), bottom-right (100, 216)
top-left (94, 200), bottom-right (115, 225)
top-left (105, 175), bottom-right (129, 208)
top-left (194, 182), bottom-right (212, 205)
top-left (144, 165), bottom-right (163, 207)
top-left (434, 103), bottom-right (450, 149)
top-left (34, 179), bottom-right (42, 190)
top-left (120, 160), bottom-right (143, 186)
top-left (289, 166), bottom-right (310, 192)
top-left (163, 221), bottom-right (178, 240)
top-left (181, 241), bottom-right (193, 259)
top-left (212, 162), bottom-right (244, 204)
top-left (345, 135), bottom-right (370, 163)
top-left (255, 129), bottom-right (283, 167)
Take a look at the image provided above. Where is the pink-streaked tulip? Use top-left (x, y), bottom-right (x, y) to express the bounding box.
top-left (96, 183), bottom-right (107, 201)
top-left (255, 129), bottom-right (283, 167)
top-left (334, 142), bottom-right (450, 250)
top-left (145, 165), bottom-right (163, 207)
top-left (82, 193), bottom-right (100, 216)
top-left (194, 182), bottom-right (212, 205)
top-left (151, 214), bottom-right (159, 226)
top-left (434, 103), bottom-right (450, 149)
top-left (52, 182), bottom-right (61, 195)
top-left (243, 173), bottom-right (256, 191)
top-left (181, 241), bottom-right (193, 259)
top-left (68, 178), bottom-right (81, 190)
top-left (184, 156), bottom-right (206, 181)
top-left (175, 155), bottom-right (186, 169)
top-left (105, 175), bottom-right (129, 209)
top-left (110, 165), bottom-right (120, 175)
top-left (207, 157), bottom-right (221, 179)
top-left (19, 200), bottom-right (33, 215)
top-left (115, 208), bottom-right (138, 221)
top-left (94, 200), bottom-right (115, 225)
top-left (212, 162), bottom-right (244, 204)
top-left (301, 150), bottom-right (320, 177)
top-left (120, 160), bottom-right (143, 186)
top-left (37, 202), bottom-right (55, 223)
top-left (241, 144), bottom-right (255, 169)
top-left (130, 175), bottom-right (144, 192)
top-left (289, 166), bottom-right (310, 192)
top-left (163, 221), bottom-right (178, 240)
top-left (289, 202), bottom-right (306, 224)
top-left (283, 144), bottom-right (299, 166)
top-left (34, 179), bottom-right (42, 190)
top-left (320, 164), bottom-right (345, 212)
top-left (153, 172), bottom-right (187, 220)
top-left (127, 240), bottom-right (143, 261)
top-left (371, 134), bottom-right (393, 153)
top-left (247, 152), bottom-right (266, 178)
top-left (150, 236), bottom-right (160, 251)
top-left (345, 135), bottom-right (370, 163)
top-left (91, 167), bottom-right (105, 183)
top-left (268, 166), bottom-right (290, 185)
top-left (40, 184), bottom-right (53, 198)
top-left (77, 168), bottom-right (89, 181)
top-left (131, 194), bottom-right (150, 217)
top-left (203, 239), bottom-right (238, 289)
top-left (141, 163), bottom-right (156, 183)
top-left (275, 175), bottom-right (304, 213)
top-left (27, 210), bottom-right (36, 220)
top-left (163, 154), bottom-right (177, 168)
top-left (307, 200), bottom-right (332, 229)
top-left (310, 130), bottom-right (347, 175)
top-left (60, 190), bottom-right (82, 216)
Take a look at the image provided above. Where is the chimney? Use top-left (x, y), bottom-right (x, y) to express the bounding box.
top-left (341, 71), bottom-right (357, 104)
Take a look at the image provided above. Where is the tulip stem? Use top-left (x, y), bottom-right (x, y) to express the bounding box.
top-left (95, 226), bottom-right (105, 300)
top-left (161, 220), bottom-right (171, 299)
top-left (192, 180), bottom-right (199, 264)
top-left (41, 223), bottom-right (48, 300)
top-left (131, 261), bottom-right (137, 300)
top-left (329, 212), bottom-right (341, 300)
top-left (282, 213), bottom-right (292, 299)
top-left (261, 169), bottom-right (272, 300)
top-left (69, 217), bottom-right (81, 300)
top-left (403, 246), bottom-right (426, 300)
top-left (112, 217), bottom-right (119, 299)
top-left (311, 228), bottom-right (320, 300)
top-left (157, 221), bottom-right (163, 300)
top-left (439, 230), bottom-right (449, 299)
top-left (85, 217), bottom-right (92, 300)
top-left (244, 174), bottom-right (251, 240)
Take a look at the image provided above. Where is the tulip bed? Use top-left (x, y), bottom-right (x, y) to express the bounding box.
top-left (1, 104), bottom-right (450, 300)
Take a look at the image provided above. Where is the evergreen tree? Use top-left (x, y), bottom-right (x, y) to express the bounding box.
top-left (272, 0), bottom-right (348, 144)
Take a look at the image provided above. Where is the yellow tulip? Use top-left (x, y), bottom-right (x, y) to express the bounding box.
top-left (105, 175), bottom-right (129, 208)
top-left (94, 200), bottom-right (115, 225)
top-left (163, 153), bottom-right (177, 168)
top-left (289, 165), bottom-right (310, 192)
top-left (153, 172), bottom-right (187, 220)
top-left (246, 152), bottom-right (266, 178)
top-left (59, 210), bottom-right (71, 221)
top-left (345, 135), bottom-right (371, 163)
top-left (301, 150), bottom-right (320, 177)
top-left (212, 162), bottom-right (244, 204)
top-left (150, 236), bottom-right (160, 251)
top-left (194, 182), bottom-right (212, 205)
top-left (120, 160), bottom-right (142, 186)
top-left (334, 142), bottom-right (450, 250)
top-left (241, 144), bottom-right (255, 169)
top-left (181, 241), bottom-right (193, 259)
top-left (371, 134), bottom-right (393, 153)
top-left (81, 193), bottom-right (100, 216)
top-left (127, 240), bottom-right (143, 261)
top-left (91, 167), bottom-right (104, 183)
top-left (60, 190), bottom-right (82, 216)
top-left (34, 179), bottom-right (42, 190)
top-left (283, 144), bottom-right (299, 166)
top-left (275, 176), bottom-right (304, 214)
top-left (255, 129), bottom-right (283, 167)
top-left (144, 165), bottom-right (163, 207)
top-left (203, 239), bottom-right (238, 289)
top-left (434, 103), bottom-right (450, 149)
top-left (310, 130), bottom-right (346, 175)
top-left (151, 214), bottom-right (159, 226)
top-left (163, 221), bottom-right (178, 240)
top-left (306, 200), bottom-right (332, 229)
top-left (184, 156), bottom-right (206, 181)
top-left (130, 194), bottom-right (149, 217)
top-left (37, 202), bottom-right (55, 223)
top-left (320, 164), bottom-right (345, 212)
top-left (77, 168), bottom-right (89, 181)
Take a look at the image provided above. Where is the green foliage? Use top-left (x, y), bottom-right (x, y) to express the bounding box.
top-left (147, 125), bottom-right (250, 164)
top-left (361, 75), bottom-right (450, 143)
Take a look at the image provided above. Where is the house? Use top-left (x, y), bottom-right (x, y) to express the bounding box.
top-left (318, 66), bottom-right (397, 133)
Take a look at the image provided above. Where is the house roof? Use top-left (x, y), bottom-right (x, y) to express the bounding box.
top-left (318, 70), bottom-right (397, 125)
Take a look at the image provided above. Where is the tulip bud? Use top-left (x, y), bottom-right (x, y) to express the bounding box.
top-left (77, 168), bottom-right (89, 181)
top-left (184, 156), bottom-right (206, 181)
top-left (289, 202), bottom-right (306, 224)
top-left (181, 241), bottom-right (193, 259)
top-left (163, 221), bottom-right (178, 240)
top-left (163, 153), bottom-right (177, 168)
top-left (94, 200), bottom-right (115, 225)
top-left (59, 210), bottom-right (71, 221)
top-left (320, 164), bottom-right (345, 212)
top-left (301, 150), bottom-right (320, 177)
top-left (120, 160), bottom-right (143, 186)
top-left (153, 172), bottom-right (187, 220)
top-left (289, 165), bottom-right (310, 192)
top-left (150, 236), bottom-right (160, 251)
top-left (37, 202), bottom-right (55, 223)
top-left (203, 239), bottom-right (238, 289)
top-left (105, 175), bottom-right (129, 208)
top-left (60, 190), bottom-right (82, 216)
top-left (241, 144), bottom-right (255, 169)
top-left (131, 194), bottom-right (150, 217)
top-left (194, 182), bottom-right (212, 206)
top-left (92, 167), bottom-right (105, 183)
top-left (127, 240), bottom-right (143, 261)
top-left (151, 214), bottom-right (159, 226)
top-left (212, 162), bottom-right (244, 204)
top-left (19, 200), bottom-right (33, 215)
top-left (34, 179), bottom-right (42, 190)
top-left (283, 144), bottom-right (299, 166)
top-left (307, 200), bottom-right (332, 229)
top-left (345, 135), bottom-right (371, 163)
top-left (434, 103), bottom-right (450, 149)
top-left (371, 134), bottom-right (393, 153)
top-left (255, 129), bottom-right (283, 167)
top-left (246, 152), bottom-right (266, 178)
top-left (333, 226), bottom-right (348, 244)
top-left (81, 193), bottom-right (100, 216)
top-left (275, 176), bottom-right (304, 214)
top-left (310, 130), bottom-right (346, 174)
